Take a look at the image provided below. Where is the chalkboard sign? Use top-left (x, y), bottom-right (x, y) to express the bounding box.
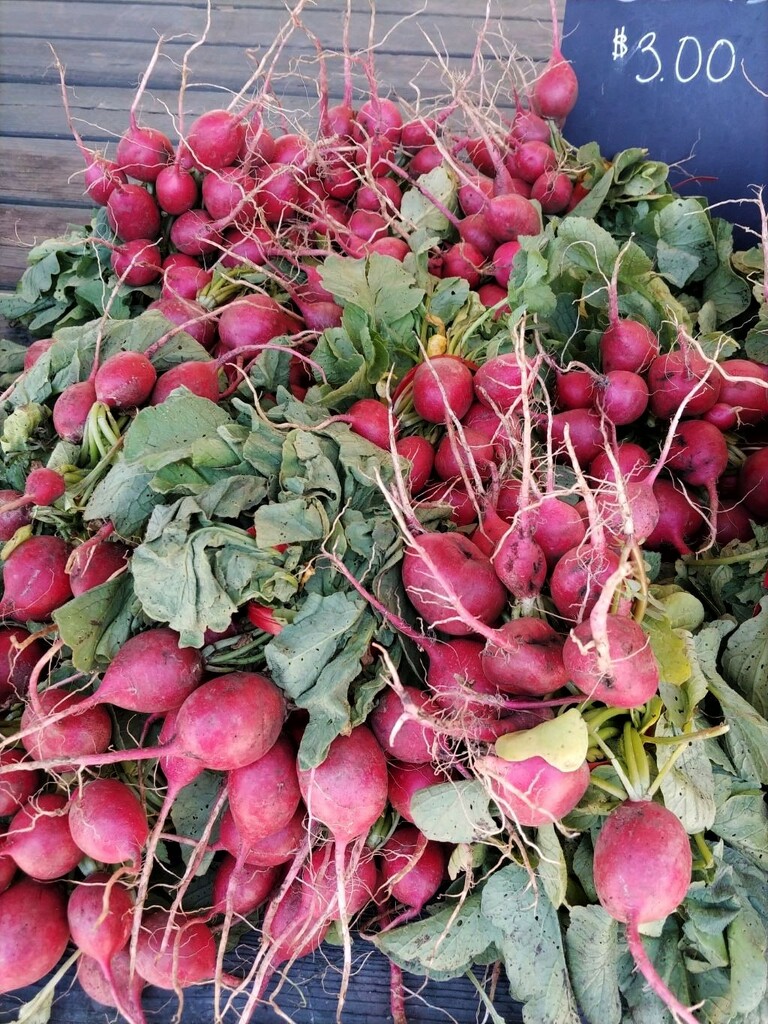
top-left (561, 0), bottom-right (768, 239)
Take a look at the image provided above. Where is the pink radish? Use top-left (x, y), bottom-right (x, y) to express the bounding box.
top-left (52, 380), bottom-right (98, 442)
top-left (530, 0), bottom-right (579, 123)
top-left (0, 749), bottom-right (41, 816)
top-left (68, 778), bottom-right (149, 868)
top-left (4, 793), bottom-right (83, 880)
top-left (370, 686), bottom-right (437, 764)
top-left (21, 688), bottom-right (112, 763)
top-left (593, 800), bottom-right (697, 1024)
top-left (388, 761), bottom-right (447, 824)
top-left (134, 909), bottom-right (217, 989)
top-left (0, 626), bottom-right (46, 705)
top-left (562, 614), bottom-right (660, 708)
top-left (67, 539), bottom-right (130, 596)
top-left (94, 350), bottom-right (157, 410)
top-left (0, 877), bottom-right (70, 994)
top-left (184, 109), bottom-right (246, 171)
top-left (227, 732), bottom-right (302, 843)
top-left (0, 534), bottom-right (73, 620)
top-left (477, 754), bottom-right (590, 827)
top-left (411, 356), bottom-right (475, 424)
top-left (379, 824), bottom-right (446, 910)
top-left (481, 617), bottom-right (568, 696)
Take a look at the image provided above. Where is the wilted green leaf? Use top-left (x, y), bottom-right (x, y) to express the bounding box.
top-left (410, 780), bottom-right (498, 844)
top-left (565, 905), bottom-right (621, 1024)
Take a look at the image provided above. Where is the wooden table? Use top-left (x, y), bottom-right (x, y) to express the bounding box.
top-left (0, 1), bottom-right (553, 1019)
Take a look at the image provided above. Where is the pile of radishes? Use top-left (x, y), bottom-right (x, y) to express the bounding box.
top-left (1, 1), bottom-right (768, 1023)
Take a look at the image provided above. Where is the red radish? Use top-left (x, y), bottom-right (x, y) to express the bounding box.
top-left (530, 170), bottom-right (573, 213)
top-left (67, 539), bottom-right (130, 595)
top-left (402, 532), bottom-right (507, 636)
top-left (171, 670), bottom-right (286, 772)
top-left (644, 479), bottom-right (705, 556)
top-left (395, 435), bottom-right (435, 494)
top-left (440, 242), bottom-right (485, 287)
top-left (148, 296), bottom-right (217, 350)
top-left (509, 109), bottom-right (552, 144)
top-left (496, 479), bottom-right (523, 522)
top-left (593, 800), bottom-right (697, 1024)
top-left (355, 97), bottom-right (403, 145)
top-left (344, 398), bottom-right (395, 449)
top-left (433, 427), bottom-right (494, 481)
top-left (485, 193), bottom-right (541, 242)
top-left (300, 843), bottom-right (379, 922)
top-left (594, 478), bottom-right (661, 546)
top-left (23, 337), bottom-right (54, 370)
top-left (514, 141), bottom-right (558, 183)
top-left (0, 878), bottom-right (70, 994)
top-left (0, 535), bottom-right (72, 621)
top-left (458, 212), bottom-right (497, 258)
top-left (217, 293), bottom-right (298, 354)
top-left (478, 754), bottom-right (590, 826)
top-left (84, 158), bottom-right (127, 206)
top-left (471, 506), bottom-right (511, 558)
top-left (703, 403), bottom-right (739, 432)
top-left (68, 778), bottom-right (149, 868)
top-left (589, 443), bottom-right (652, 484)
top-left (134, 909), bottom-right (216, 989)
top-left (297, 726), bottom-right (388, 844)
top-left (388, 761), bottom-right (446, 823)
top-left (211, 855), bottom-right (280, 916)
top-left (0, 749), bottom-right (41, 816)
top-left (219, 226), bottom-right (273, 269)
top-left (647, 348), bottom-right (722, 419)
top-left (92, 626), bottom-right (204, 714)
top-left (715, 359), bottom-right (768, 424)
top-left (370, 686), bottom-right (437, 764)
top-left (257, 164), bottom-right (301, 223)
top-left (555, 369), bottom-right (595, 410)
top-left (21, 688), bottom-right (112, 763)
top-left (419, 479), bottom-right (477, 528)
top-left (481, 617), bottom-right (568, 696)
top-left (169, 208), bottom-right (223, 257)
top-left (219, 805), bottom-right (305, 868)
top-left (492, 240), bottom-right (522, 287)
top-left (491, 528), bottom-right (548, 602)
top-left (595, 370), bottom-right (649, 425)
top-left (106, 184), bottom-right (161, 242)
top-left (356, 177), bottom-right (403, 213)
top-left (0, 858), bottom-right (15, 895)
top-left (76, 950), bottom-right (145, 1019)
top-left (369, 236), bottom-right (410, 261)
top-left (458, 174), bottom-right (493, 216)
top-left (52, 380), bottom-right (97, 443)
top-left (667, 419), bottom-right (729, 516)
top-left (4, 793), bottom-right (83, 880)
top-left (110, 238), bottom-right (163, 286)
top-left (379, 824), bottom-right (446, 910)
top-left (116, 123), bottom-right (173, 182)
top-left (549, 544), bottom-right (622, 623)
top-left (463, 401), bottom-right (518, 457)
top-left (202, 166), bottom-right (258, 223)
top-left (94, 350), bottom-right (157, 410)
top-left (600, 320), bottom-right (659, 375)
top-left (530, 0), bottom-right (579, 123)
top-left (150, 361), bottom-right (220, 404)
top-left (411, 356), bottom-right (475, 424)
top-left (0, 627), bottom-right (45, 705)
top-left (184, 109), bottom-right (246, 171)
top-left (716, 503), bottom-right (754, 545)
top-left (67, 872), bottom-right (133, 966)
top-left (531, 497), bottom-right (587, 568)
top-left (227, 733), bottom-right (302, 843)
top-left (0, 467), bottom-right (64, 511)
top-left (563, 614), bottom-right (660, 708)
top-left (473, 352), bottom-right (526, 411)
top-left (0, 491), bottom-right (31, 541)
top-left (545, 408), bottom-right (605, 466)
top-left (738, 447), bottom-right (768, 519)
top-left (155, 163), bottom-right (199, 215)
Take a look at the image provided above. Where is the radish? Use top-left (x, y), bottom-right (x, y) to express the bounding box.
top-left (134, 909), bottom-right (217, 989)
top-left (300, 843), bottom-right (379, 922)
top-left (433, 427), bottom-right (494, 481)
top-left (530, 170), bottom-right (573, 214)
top-left (491, 528), bottom-right (548, 602)
top-left (227, 733), bottom-right (302, 843)
top-left (530, 16), bottom-right (579, 124)
top-left (481, 618), bottom-right (568, 696)
top-left (116, 123), bottom-right (173, 182)
top-left (545, 408), bottom-right (605, 466)
top-left (378, 824), bottom-right (446, 911)
top-left (738, 447), bottom-right (768, 519)
top-left (257, 163), bottom-right (301, 223)
top-left (514, 140), bottom-right (558, 184)
top-left (184, 109), bottom-right (246, 171)
top-left (419, 480), bottom-right (477, 528)
top-left (549, 543), bottom-right (622, 624)
top-left (67, 872), bottom-right (133, 970)
top-left (509, 109), bottom-right (552, 144)
top-left (147, 296), bottom-right (217, 350)
top-left (211, 855), bottom-right (280, 917)
top-left (0, 877), bottom-right (70, 994)
top-left (388, 761), bottom-right (446, 824)
top-left (110, 238), bottom-right (163, 286)
top-left (67, 538), bottom-right (131, 595)
top-left (344, 398), bottom-right (396, 449)
top-left (94, 350), bottom-right (157, 410)
top-left (0, 490), bottom-right (31, 541)
top-left (440, 242), bottom-right (485, 287)
top-left (91, 626), bottom-right (204, 714)
top-left (531, 497), bottom-right (587, 568)
top-left (0, 467), bottom-right (64, 513)
top-left (4, 793), bottom-right (84, 880)
top-left (473, 352), bottom-right (526, 411)
top-left (667, 419), bottom-right (729, 526)
top-left (155, 163), bottom-right (199, 215)
top-left (77, 950), bottom-right (145, 1020)
top-left (21, 688), bottom-right (112, 763)
top-left (201, 166), bottom-right (258, 223)
top-left (395, 435), bottom-right (434, 494)
top-left (644, 479), bottom-right (705, 556)
top-left (0, 749), bottom-right (41, 816)
top-left (219, 226), bottom-right (273, 269)
top-left (370, 686), bottom-right (437, 765)
top-left (411, 356), bottom-right (475, 424)
top-left (150, 361), bottom-right (221, 405)
top-left (485, 193), bottom-right (541, 242)
top-left (52, 380), bottom-right (98, 443)
top-left (68, 778), bottom-right (149, 868)
top-left (402, 532), bottom-right (507, 636)
top-left (589, 442), bottom-right (652, 484)
top-left (562, 614), bottom-right (660, 708)
top-left (217, 293), bottom-right (298, 354)
top-left (715, 358), bottom-right (768, 425)
top-left (0, 534), bottom-right (73, 621)
top-left (169, 208), bottom-right (223, 257)
top-left (647, 347), bottom-right (721, 419)
top-left (0, 857), bottom-right (15, 895)
top-left (593, 800), bottom-right (698, 1023)
top-left (219, 805), bottom-right (305, 868)
top-left (595, 370), bottom-right (649, 425)
top-left (555, 369), bottom-right (595, 410)
top-left (23, 337), bottom-right (55, 370)
top-left (0, 626), bottom-right (46, 705)
top-left (106, 183), bottom-right (161, 242)
top-left (477, 754), bottom-right (590, 827)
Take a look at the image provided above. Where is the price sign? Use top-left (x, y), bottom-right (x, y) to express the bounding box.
top-left (561, 0), bottom-right (768, 238)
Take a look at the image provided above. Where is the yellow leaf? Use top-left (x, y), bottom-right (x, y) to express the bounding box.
top-left (644, 617), bottom-right (692, 686)
top-left (494, 708), bottom-right (589, 773)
